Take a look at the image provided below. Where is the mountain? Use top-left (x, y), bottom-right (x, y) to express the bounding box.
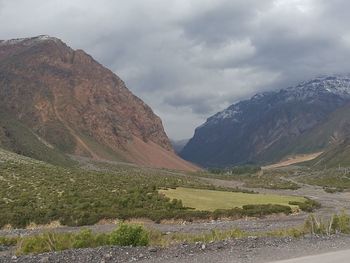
top-left (181, 75), bottom-right (350, 168)
top-left (303, 102), bottom-right (350, 168)
top-left (171, 139), bottom-right (189, 154)
top-left (0, 35), bottom-right (198, 171)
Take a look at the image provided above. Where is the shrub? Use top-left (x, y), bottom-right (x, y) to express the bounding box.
top-left (209, 165), bottom-right (261, 175)
top-left (323, 187), bottom-right (344, 193)
top-left (332, 211), bottom-right (350, 234)
top-left (109, 224), bottom-right (149, 246)
top-left (72, 229), bottom-right (96, 248)
top-left (242, 204), bottom-right (292, 216)
top-left (303, 214), bottom-right (326, 235)
top-left (289, 199), bottom-right (321, 212)
top-left (17, 232), bottom-right (73, 254)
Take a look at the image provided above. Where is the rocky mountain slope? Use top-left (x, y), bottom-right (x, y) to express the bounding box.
top-left (0, 35), bottom-right (197, 171)
top-left (181, 75), bottom-right (350, 167)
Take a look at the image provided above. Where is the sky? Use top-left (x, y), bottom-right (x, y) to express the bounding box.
top-left (1, 0), bottom-right (350, 139)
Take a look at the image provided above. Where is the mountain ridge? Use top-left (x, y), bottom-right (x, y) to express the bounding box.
top-left (181, 75), bottom-right (350, 168)
top-left (0, 35), bottom-right (198, 171)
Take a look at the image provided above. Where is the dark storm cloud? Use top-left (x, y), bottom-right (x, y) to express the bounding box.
top-left (181, 0), bottom-right (274, 45)
top-left (1, 0), bottom-right (350, 139)
top-left (164, 93), bottom-right (216, 115)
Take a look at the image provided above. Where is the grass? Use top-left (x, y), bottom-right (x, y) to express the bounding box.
top-left (0, 225), bottom-right (306, 255)
top-left (0, 112), bottom-right (75, 167)
top-left (159, 187), bottom-right (306, 211)
top-left (14, 224), bottom-right (149, 255)
top-left (296, 168), bottom-right (350, 191)
top-left (8, 211), bottom-right (350, 255)
top-left (193, 169), bottom-right (300, 190)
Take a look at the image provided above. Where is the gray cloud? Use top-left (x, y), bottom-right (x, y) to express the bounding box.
top-left (1, 0), bottom-right (350, 139)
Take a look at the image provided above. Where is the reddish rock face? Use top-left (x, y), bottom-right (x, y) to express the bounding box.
top-left (0, 35), bottom-right (198, 171)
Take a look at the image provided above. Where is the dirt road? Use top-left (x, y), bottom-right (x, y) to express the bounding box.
top-left (269, 249), bottom-right (350, 263)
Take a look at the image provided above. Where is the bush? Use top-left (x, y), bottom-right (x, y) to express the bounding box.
top-left (17, 232), bottom-right (73, 254)
top-left (72, 229), bottom-right (96, 248)
top-left (242, 204), bottom-right (292, 216)
top-left (109, 224), bottom-right (149, 246)
top-left (323, 187), bottom-right (344, 193)
top-left (332, 211), bottom-right (350, 234)
top-left (289, 199), bottom-right (321, 212)
top-left (209, 165), bottom-right (261, 175)
top-left (303, 212), bottom-right (350, 235)
top-left (16, 225), bottom-right (150, 255)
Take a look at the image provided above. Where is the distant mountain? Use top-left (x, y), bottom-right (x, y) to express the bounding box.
top-left (181, 75), bottom-right (350, 167)
top-left (0, 35), bottom-right (198, 171)
top-left (171, 139), bottom-right (189, 154)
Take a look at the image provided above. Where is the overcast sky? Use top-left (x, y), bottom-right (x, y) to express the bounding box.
top-left (1, 0), bottom-right (350, 139)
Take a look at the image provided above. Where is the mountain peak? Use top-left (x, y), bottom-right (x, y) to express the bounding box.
top-left (0, 35), bottom-right (62, 47)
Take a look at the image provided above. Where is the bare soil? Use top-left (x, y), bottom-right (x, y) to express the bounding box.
top-left (262, 152), bottom-right (323, 169)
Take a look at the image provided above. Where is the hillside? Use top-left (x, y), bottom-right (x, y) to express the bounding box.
top-left (181, 76), bottom-right (350, 167)
top-left (303, 103), bottom-right (350, 168)
top-left (0, 35), bottom-right (198, 171)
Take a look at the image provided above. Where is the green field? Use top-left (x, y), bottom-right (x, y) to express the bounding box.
top-left (160, 187), bottom-right (306, 211)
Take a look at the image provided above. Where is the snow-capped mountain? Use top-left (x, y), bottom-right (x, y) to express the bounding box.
top-left (181, 75), bottom-right (350, 167)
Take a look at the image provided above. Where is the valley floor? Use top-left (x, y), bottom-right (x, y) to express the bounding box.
top-left (1, 170), bottom-right (350, 262)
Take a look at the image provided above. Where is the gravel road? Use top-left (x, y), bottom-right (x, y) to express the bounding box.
top-left (269, 249), bottom-right (350, 263)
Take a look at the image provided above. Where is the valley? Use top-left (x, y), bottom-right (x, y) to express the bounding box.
top-left (2, 36), bottom-right (350, 262)
top-left (1, 148), bottom-right (350, 262)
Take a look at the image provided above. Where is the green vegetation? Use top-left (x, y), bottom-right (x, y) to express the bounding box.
top-left (0, 151), bottom-right (306, 229)
top-left (0, 225), bottom-right (305, 255)
top-left (6, 212), bottom-right (350, 255)
top-left (16, 224), bottom-right (149, 255)
top-left (0, 236), bottom-right (18, 246)
top-left (240, 171), bottom-right (300, 190)
top-left (109, 223), bottom-right (149, 246)
top-left (209, 165), bottom-right (261, 175)
top-left (303, 212), bottom-right (350, 235)
top-left (296, 168), bottom-right (350, 191)
top-left (0, 112), bottom-right (75, 167)
top-left (241, 204), bottom-right (292, 216)
top-left (323, 186), bottom-right (345, 193)
top-left (303, 105), bottom-right (350, 169)
top-left (0, 158), bottom-right (205, 228)
top-left (194, 169), bottom-right (300, 190)
top-left (160, 187), bottom-right (305, 211)
top-left (289, 198), bottom-right (321, 212)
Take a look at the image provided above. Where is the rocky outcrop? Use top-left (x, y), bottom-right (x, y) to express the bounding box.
top-left (0, 35), bottom-right (198, 171)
